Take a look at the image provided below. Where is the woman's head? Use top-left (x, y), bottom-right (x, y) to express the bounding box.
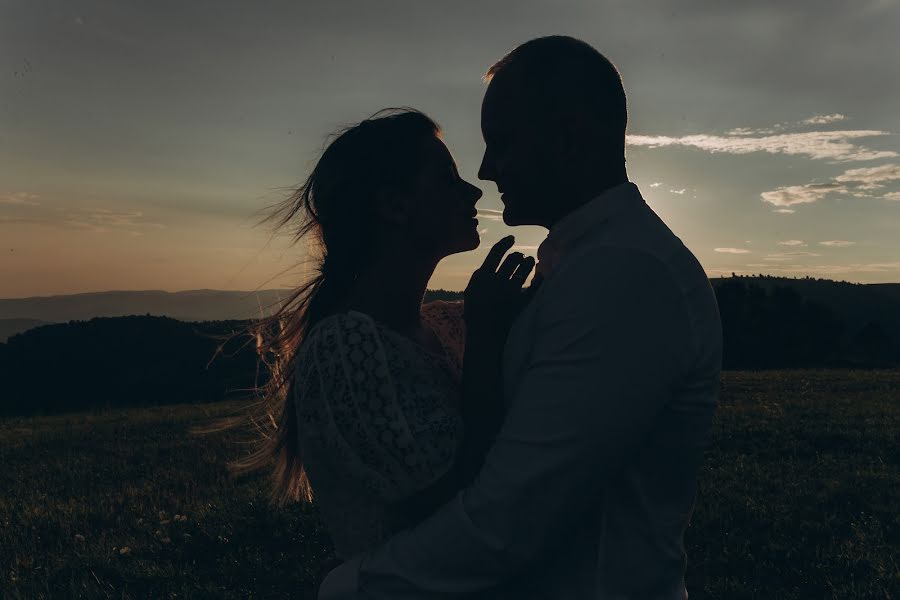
top-left (292, 108), bottom-right (482, 280)
top-left (197, 108), bottom-right (481, 506)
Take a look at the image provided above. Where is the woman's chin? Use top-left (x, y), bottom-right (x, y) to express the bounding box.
top-left (465, 230), bottom-right (482, 251)
top-left (445, 232), bottom-right (481, 255)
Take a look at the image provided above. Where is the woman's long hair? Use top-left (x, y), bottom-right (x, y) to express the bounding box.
top-left (196, 108), bottom-right (441, 507)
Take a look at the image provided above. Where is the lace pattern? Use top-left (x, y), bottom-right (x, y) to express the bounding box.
top-left (421, 299), bottom-right (466, 372)
top-left (293, 301), bottom-right (466, 558)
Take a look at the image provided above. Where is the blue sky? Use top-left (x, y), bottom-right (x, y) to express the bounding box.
top-left (1, 0), bottom-right (898, 297)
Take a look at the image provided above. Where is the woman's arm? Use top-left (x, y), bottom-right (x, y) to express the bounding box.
top-left (394, 239), bottom-right (538, 523)
top-left (450, 238), bottom-right (541, 489)
top-left (456, 327), bottom-right (507, 485)
top-left (457, 237), bottom-right (539, 484)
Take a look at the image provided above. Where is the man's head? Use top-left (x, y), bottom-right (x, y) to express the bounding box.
top-left (478, 36), bottom-right (628, 228)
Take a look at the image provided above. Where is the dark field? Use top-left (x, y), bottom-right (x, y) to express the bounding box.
top-left (1, 371), bottom-right (898, 599)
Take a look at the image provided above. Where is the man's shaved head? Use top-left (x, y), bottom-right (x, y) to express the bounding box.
top-left (485, 35), bottom-right (627, 155)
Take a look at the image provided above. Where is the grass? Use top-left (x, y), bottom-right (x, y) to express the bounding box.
top-left (1, 370), bottom-right (898, 599)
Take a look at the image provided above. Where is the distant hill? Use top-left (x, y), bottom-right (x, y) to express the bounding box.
top-left (0, 318), bottom-right (52, 342)
top-left (0, 315), bottom-right (259, 416)
top-left (1, 279), bottom-right (898, 417)
top-left (0, 289), bottom-right (287, 323)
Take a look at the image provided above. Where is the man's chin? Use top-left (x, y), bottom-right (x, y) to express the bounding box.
top-left (503, 204), bottom-right (549, 228)
top-left (502, 209), bottom-right (528, 227)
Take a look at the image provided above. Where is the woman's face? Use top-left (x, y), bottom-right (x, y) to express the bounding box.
top-left (405, 135), bottom-right (483, 258)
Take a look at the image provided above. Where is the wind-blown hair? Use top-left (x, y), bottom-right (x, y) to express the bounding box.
top-left (196, 108), bottom-right (441, 506)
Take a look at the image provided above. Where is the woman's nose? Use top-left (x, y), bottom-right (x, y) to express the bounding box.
top-left (468, 182), bottom-right (483, 202)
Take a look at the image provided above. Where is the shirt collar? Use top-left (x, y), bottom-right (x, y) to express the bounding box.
top-left (535, 181), bottom-right (644, 278)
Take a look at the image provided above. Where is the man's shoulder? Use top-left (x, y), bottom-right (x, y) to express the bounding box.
top-left (549, 242), bottom-right (677, 295)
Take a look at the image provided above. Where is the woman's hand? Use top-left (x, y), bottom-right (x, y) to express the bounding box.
top-left (464, 235), bottom-right (537, 340)
top-left (457, 235), bottom-right (538, 486)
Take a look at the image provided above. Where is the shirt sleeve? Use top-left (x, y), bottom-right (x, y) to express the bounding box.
top-left (318, 248), bottom-right (691, 599)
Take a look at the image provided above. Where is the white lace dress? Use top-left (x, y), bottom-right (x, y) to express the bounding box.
top-left (292, 300), bottom-right (467, 559)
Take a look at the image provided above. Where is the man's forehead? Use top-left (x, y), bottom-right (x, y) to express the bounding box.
top-left (482, 76), bottom-right (528, 127)
top-left (484, 73), bottom-right (520, 105)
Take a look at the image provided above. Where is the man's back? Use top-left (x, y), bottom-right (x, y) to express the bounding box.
top-left (501, 184), bottom-right (722, 598)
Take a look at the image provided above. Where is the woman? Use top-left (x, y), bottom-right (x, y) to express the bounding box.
top-left (226, 108), bottom-right (537, 560)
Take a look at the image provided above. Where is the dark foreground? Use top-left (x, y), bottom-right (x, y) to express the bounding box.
top-left (1, 371), bottom-right (898, 599)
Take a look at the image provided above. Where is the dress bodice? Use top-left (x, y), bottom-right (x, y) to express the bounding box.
top-left (292, 301), bottom-right (466, 558)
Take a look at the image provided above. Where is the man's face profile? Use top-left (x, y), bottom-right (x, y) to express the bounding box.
top-left (478, 74), bottom-right (561, 229)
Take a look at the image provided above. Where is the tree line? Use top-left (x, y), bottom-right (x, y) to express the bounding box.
top-left (714, 278), bottom-right (896, 369)
top-left (0, 282), bottom-right (896, 416)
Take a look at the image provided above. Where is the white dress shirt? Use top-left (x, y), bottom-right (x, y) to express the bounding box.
top-left (320, 181), bottom-right (723, 599)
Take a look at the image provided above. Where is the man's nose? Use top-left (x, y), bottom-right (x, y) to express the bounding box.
top-left (478, 151), bottom-right (494, 182)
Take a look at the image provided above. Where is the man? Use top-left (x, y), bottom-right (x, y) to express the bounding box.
top-left (320, 35), bottom-right (723, 599)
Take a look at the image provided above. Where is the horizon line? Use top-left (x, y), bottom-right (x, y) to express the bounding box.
top-left (2, 274), bottom-right (898, 301)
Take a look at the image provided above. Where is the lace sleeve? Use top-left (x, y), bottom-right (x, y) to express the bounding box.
top-left (421, 300), bottom-right (466, 369)
top-left (296, 312), bottom-right (461, 504)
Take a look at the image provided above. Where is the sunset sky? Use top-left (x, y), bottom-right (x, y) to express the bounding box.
top-left (2, 0), bottom-right (899, 298)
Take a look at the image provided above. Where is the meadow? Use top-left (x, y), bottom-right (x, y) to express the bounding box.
top-left (1, 370), bottom-right (898, 599)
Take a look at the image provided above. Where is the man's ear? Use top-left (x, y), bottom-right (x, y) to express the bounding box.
top-left (557, 108), bottom-right (589, 163)
top-left (374, 188), bottom-right (410, 226)
top-left (563, 114), bottom-right (616, 173)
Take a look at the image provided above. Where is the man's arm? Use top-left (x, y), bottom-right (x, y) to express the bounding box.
top-left (320, 249), bottom-right (690, 599)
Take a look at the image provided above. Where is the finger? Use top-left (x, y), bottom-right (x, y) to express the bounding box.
top-left (510, 257), bottom-right (535, 285)
top-left (530, 272), bottom-right (544, 288)
top-left (480, 235), bottom-right (515, 272)
top-left (497, 252), bottom-right (524, 278)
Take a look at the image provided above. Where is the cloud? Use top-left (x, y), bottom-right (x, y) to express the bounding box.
top-left (725, 115), bottom-right (844, 136)
top-left (778, 240), bottom-right (807, 246)
top-left (760, 182), bottom-right (845, 207)
top-left (819, 240), bottom-right (855, 247)
top-left (0, 203), bottom-right (166, 236)
top-left (627, 130), bottom-right (897, 162)
top-left (714, 247), bottom-right (750, 254)
top-left (0, 215), bottom-right (41, 224)
top-left (649, 182), bottom-right (662, 188)
top-left (762, 164), bottom-right (900, 211)
top-left (834, 164), bottom-right (900, 185)
top-left (64, 208), bottom-right (166, 234)
top-left (476, 208), bottom-right (504, 221)
top-left (801, 114), bottom-right (846, 125)
top-left (727, 127), bottom-right (770, 135)
top-left (767, 252), bottom-right (822, 258)
top-left (65, 219), bottom-right (110, 233)
top-left (773, 208), bottom-right (796, 214)
top-left (0, 192), bottom-right (40, 206)
top-left (669, 188), bottom-right (686, 195)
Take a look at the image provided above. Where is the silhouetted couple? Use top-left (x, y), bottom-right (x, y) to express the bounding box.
top-left (258, 35), bottom-right (722, 599)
